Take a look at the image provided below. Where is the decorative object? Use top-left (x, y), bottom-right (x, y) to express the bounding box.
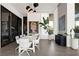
top-left (29, 21), bottom-right (38, 34)
top-left (33, 3), bottom-right (39, 8)
top-left (59, 15), bottom-right (65, 31)
top-left (70, 28), bottom-right (79, 50)
top-left (26, 3), bottom-right (39, 12)
top-left (71, 38), bottom-right (78, 50)
top-left (73, 26), bottom-right (79, 38)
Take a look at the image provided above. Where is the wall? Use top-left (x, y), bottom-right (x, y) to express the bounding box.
top-left (66, 3), bottom-right (75, 47)
top-left (53, 7), bottom-right (58, 35)
top-left (58, 3), bottom-right (67, 34)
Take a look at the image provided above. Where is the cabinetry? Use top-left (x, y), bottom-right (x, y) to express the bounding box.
top-left (0, 5), bottom-right (22, 47)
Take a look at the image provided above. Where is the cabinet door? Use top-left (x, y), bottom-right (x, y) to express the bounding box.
top-left (1, 6), bottom-right (10, 47)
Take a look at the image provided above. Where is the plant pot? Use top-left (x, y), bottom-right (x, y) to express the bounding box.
top-left (71, 38), bottom-right (78, 50)
top-left (48, 35), bottom-right (52, 40)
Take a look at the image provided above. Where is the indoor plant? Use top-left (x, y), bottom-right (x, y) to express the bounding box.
top-left (39, 17), bottom-right (53, 40)
top-left (73, 26), bottom-right (79, 38)
top-left (70, 26), bottom-right (79, 49)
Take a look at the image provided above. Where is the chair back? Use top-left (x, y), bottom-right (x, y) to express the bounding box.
top-left (34, 34), bottom-right (40, 44)
top-left (20, 35), bottom-right (23, 38)
top-left (32, 34), bottom-right (39, 40)
top-left (19, 39), bottom-right (29, 48)
top-left (23, 34), bottom-right (26, 37)
top-left (15, 36), bottom-right (19, 44)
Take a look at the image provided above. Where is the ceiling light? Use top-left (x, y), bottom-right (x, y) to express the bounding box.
top-left (33, 3), bottom-right (39, 8)
top-left (26, 3), bottom-right (39, 13)
top-left (26, 6), bottom-right (30, 10)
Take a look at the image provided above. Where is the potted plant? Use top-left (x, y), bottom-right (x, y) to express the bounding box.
top-left (71, 26), bottom-right (79, 50)
top-left (47, 26), bottom-right (53, 40)
top-left (73, 26), bottom-right (79, 38)
top-left (39, 17), bottom-right (49, 30)
top-left (39, 17), bottom-right (53, 40)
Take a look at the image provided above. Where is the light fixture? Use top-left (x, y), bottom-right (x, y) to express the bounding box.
top-left (33, 3), bottom-right (39, 8)
top-left (26, 6), bottom-right (30, 10)
top-left (29, 8), bottom-right (33, 12)
top-left (26, 3), bottom-right (39, 12)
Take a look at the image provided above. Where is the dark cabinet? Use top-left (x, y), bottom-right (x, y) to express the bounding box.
top-left (1, 6), bottom-right (10, 47)
top-left (0, 6), bottom-right (22, 47)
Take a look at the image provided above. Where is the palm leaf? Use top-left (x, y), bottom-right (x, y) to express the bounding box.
top-left (39, 17), bottom-right (49, 30)
top-left (43, 17), bottom-right (47, 24)
top-left (39, 23), bottom-right (45, 27)
top-left (46, 17), bottom-right (49, 24)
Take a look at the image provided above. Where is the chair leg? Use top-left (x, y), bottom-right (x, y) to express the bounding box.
top-left (27, 51), bottom-right (30, 56)
top-left (33, 47), bottom-right (35, 53)
top-left (36, 44), bottom-right (40, 50)
top-left (15, 47), bottom-right (18, 50)
top-left (19, 50), bottom-right (25, 56)
top-left (36, 45), bottom-right (39, 50)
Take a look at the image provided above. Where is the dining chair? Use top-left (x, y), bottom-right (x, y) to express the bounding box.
top-left (15, 36), bottom-right (19, 50)
top-left (28, 36), bottom-right (36, 53)
top-left (20, 35), bottom-right (23, 38)
top-left (23, 34), bottom-right (26, 37)
top-left (34, 34), bottom-right (40, 49)
top-left (28, 34), bottom-right (39, 53)
top-left (18, 39), bottom-right (32, 56)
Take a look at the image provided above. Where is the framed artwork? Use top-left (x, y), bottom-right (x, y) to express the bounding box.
top-left (59, 15), bottom-right (65, 31)
top-left (29, 21), bottom-right (38, 34)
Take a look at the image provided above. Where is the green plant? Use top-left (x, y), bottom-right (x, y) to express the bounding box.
top-left (39, 17), bottom-right (53, 35)
top-left (39, 17), bottom-right (49, 29)
top-left (73, 26), bottom-right (79, 33)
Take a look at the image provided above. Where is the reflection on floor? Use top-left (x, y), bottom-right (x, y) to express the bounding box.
top-left (0, 39), bottom-right (79, 56)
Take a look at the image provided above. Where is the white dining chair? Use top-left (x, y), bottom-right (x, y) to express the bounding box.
top-left (28, 36), bottom-right (36, 53)
top-left (18, 39), bottom-right (32, 56)
top-left (28, 34), bottom-right (39, 53)
top-left (15, 36), bottom-right (19, 50)
top-left (20, 35), bottom-right (23, 38)
top-left (34, 34), bottom-right (40, 49)
top-left (23, 34), bottom-right (26, 37)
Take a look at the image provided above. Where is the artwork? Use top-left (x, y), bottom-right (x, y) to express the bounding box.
top-left (59, 15), bottom-right (65, 31)
top-left (29, 21), bottom-right (38, 34)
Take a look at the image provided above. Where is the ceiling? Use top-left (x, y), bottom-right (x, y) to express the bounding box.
top-left (10, 3), bottom-right (58, 16)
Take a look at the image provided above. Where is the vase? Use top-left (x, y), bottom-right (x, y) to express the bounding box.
top-left (71, 38), bottom-right (78, 50)
top-left (48, 35), bottom-right (51, 40)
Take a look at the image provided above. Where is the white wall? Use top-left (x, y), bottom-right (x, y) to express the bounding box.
top-left (53, 7), bottom-right (58, 35)
top-left (67, 3), bottom-right (75, 47)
